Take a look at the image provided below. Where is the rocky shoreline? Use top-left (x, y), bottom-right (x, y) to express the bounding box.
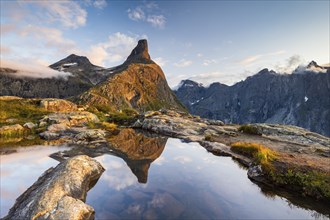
top-left (1, 98), bottom-right (330, 218)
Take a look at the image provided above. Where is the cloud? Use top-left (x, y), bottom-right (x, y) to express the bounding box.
top-left (93, 0), bottom-right (107, 9)
top-left (0, 45), bottom-right (11, 55)
top-left (197, 53), bottom-right (203, 57)
top-left (174, 59), bottom-right (192, 67)
top-left (203, 59), bottom-right (218, 66)
top-left (1, 24), bottom-right (16, 35)
top-left (1, 59), bottom-right (71, 78)
top-left (274, 55), bottom-right (304, 73)
top-left (19, 25), bottom-right (77, 54)
top-left (154, 57), bottom-right (168, 67)
top-left (127, 2), bottom-right (166, 28)
top-left (239, 55), bottom-right (262, 66)
top-left (147, 15), bottom-right (166, 28)
top-left (239, 50), bottom-right (287, 66)
top-left (29, 1), bottom-right (87, 29)
top-left (86, 32), bottom-right (145, 67)
top-left (127, 7), bottom-right (145, 21)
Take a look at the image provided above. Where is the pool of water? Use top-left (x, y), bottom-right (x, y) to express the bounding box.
top-left (0, 129), bottom-right (329, 219)
top-left (0, 145), bottom-right (71, 217)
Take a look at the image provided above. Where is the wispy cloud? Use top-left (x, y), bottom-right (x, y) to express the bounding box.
top-left (127, 2), bottom-right (166, 28)
top-left (1, 59), bottom-right (71, 79)
top-left (239, 55), bottom-right (262, 66)
top-left (154, 57), bottom-right (168, 67)
top-left (274, 55), bottom-right (304, 73)
top-left (86, 32), bottom-right (147, 67)
top-left (28, 1), bottom-right (87, 29)
top-left (92, 0), bottom-right (107, 9)
top-left (147, 15), bottom-right (166, 28)
top-left (127, 7), bottom-right (145, 21)
top-left (174, 59), bottom-right (192, 67)
top-left (239, 50), bottom-right (286, 66)
top-left (203, 59), bottom-right (218, 66)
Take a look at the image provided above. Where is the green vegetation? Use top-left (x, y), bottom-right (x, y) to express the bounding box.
top-left (108, 108), bottom-right (139, 126)
top-left (270, 169), bottom-right (330, 201)
top-left (87, 121), bottom-right (118, 132)
top-left (231, 141), bottom-right (330, 201)
top-left (238, 124), bottom-right (261, 135)
top-left (231, 142), bottom-right (277, 166)
top-left (0, 136), bottom-right (46, 148)
top-left (204, 134), bottom-right (213, 141)
top-left (0, 99), bottom-right (49, 126)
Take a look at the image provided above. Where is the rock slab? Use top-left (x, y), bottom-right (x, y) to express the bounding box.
top-left (3, 155), bottom-right (105, 220)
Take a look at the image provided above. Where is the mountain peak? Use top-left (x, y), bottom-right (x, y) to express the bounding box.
top-left (306, 60), bottom-right (321, 69)
top-left (50, 54), bottom-right (92, 69)
top-left (124, 39), bottom-right (152, 64)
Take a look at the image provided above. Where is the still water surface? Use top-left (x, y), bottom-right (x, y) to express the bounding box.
top-left (0, 130), bottom-right (329, 219)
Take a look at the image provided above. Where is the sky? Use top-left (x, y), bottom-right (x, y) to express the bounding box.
top-left (1, 0), bottom-right (329, 87)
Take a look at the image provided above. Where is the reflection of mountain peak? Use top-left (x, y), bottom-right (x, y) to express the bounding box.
top-left (108, 129), bottom-right (167, 183)
top-left (126, 160), bottom-right (151, 183)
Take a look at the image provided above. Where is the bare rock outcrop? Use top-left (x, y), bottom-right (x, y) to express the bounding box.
top-left (40, 99), bottom-right (78, 112)
top-left (3, 155), bottom-right (105, 220)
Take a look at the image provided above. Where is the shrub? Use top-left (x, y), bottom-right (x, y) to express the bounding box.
top-left (204, 134), bottom-right (213, 141)
top-left (238, 124), bottom-right (261, 135)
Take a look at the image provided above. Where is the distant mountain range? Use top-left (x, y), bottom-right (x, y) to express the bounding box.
top-left (1, 42), bottom-right (329, 136)
top-left (175, 62), bottom-right (330, 136)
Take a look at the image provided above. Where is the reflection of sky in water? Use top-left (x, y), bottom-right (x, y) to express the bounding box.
top-left (0, 145), bottom-right (71, 218)
top-left (87, 138), bottom-right (324, 219)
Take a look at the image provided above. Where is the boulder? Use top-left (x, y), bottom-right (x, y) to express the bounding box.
top-left (23, 122), bottom-right (37, 130)
top-left (40, 99), bottom-right (78, 112)
top-left (3, 155), bottom-right (105, 220)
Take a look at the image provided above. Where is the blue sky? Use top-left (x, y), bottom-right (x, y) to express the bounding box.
top-left (1, 0), bottom-right (329, 87)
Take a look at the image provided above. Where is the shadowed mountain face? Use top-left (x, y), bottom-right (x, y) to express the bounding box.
top-left (77, 40), bottom-right (186, 112)
top-left (175, 64), bottom-right (330, 137)
top-left (0, 55), bottom-right (109, 98)
top-left (0, 67), bottom-right (93, 99)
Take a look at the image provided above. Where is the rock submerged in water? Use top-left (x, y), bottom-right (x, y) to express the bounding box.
top-left (3, 155), bottom-right (105, 220)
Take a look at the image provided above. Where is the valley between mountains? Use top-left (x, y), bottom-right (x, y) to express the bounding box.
top-left (0, 40), bottom-right (329, 219)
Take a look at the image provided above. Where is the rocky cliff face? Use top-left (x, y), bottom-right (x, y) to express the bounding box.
top-left (77, 39), bottom-right (186, 112)
top-left (175, 63), bottom-right (330, 137)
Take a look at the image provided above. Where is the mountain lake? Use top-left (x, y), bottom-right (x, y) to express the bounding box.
top-left (1, 129), bottom-right (329, 219)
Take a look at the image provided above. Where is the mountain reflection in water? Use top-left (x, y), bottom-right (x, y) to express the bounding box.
top-left (1, 129), bottom-right (329, 219)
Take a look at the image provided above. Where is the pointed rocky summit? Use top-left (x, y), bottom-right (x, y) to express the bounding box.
top-left (124, 39), bottom-right (152, 64)
top-left (77, 39), bottom-right (186, 112)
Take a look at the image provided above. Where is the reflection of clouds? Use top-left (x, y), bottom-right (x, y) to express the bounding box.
top-left (0, 145), bottom-right (70, 218)
top-left (127, 204), bottom-right (143, 215)
top-left (202, 157), bottom-right (217, 164)
top-left (174, 155), bottom-right (192, 164)
top-left (96, 156), bottom-right (137, 191)
top-left (154, 156), bottom-right (165, 165)
top-left (150, 193), bottom-right (165, 208)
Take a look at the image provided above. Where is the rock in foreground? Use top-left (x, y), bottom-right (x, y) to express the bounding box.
top-left (3, 155), bottom-right (105, 220)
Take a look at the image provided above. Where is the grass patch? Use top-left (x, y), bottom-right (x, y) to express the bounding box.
top-left (231, 141), bottom-right (330, 201)
top-left (87, 121), bottom-right (118, 133)
top-left (238, 124), bottom-right (261, 135)
top-left (231, 142), bottom-right (277, 166)
top-left (0, 99), bottom-right (49, 126)
top-left (270, 169), bottom-right (330, 201)
top-left (108, 108), bottom-right (139, 126)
